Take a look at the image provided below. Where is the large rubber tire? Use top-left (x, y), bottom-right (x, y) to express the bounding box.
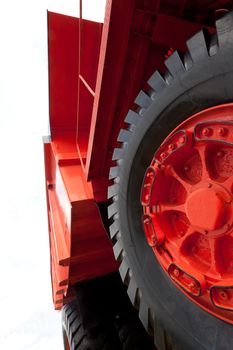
top-left (108, 12), bottom-right (233, 350)
top-left (62, 273), bottom-right (155, 350)
top-left (62, 299), bottom-right (121, 350)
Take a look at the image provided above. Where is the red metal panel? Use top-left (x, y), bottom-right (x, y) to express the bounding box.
top-left (85, 0), bottom-right (138, 179)
top-left (48, 12), bottom-right (79, 134)
top-left (44, 136), bottom-right (118, 309)
top-left (45, 12), bottom-right (118, 309)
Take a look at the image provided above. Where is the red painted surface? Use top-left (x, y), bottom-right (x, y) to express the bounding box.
top-left (45, 11), bottom-right (118, 309)
top-left (44, 0), bottom-right (233, 310)
top-left (141, 103), bottom-right (233, 323)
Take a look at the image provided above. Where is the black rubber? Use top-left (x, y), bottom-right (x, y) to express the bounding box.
top-left (62, 273), bottom-right (155, 350)
top-left (62, 299), bottom-right (121, 350)
top-left (108, 12), bottom-right (233, 350)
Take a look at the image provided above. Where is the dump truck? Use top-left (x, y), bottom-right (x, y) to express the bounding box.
top-left (43, 1), bottom-right (233, 349)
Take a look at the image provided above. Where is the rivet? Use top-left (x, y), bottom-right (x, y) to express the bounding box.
top-left (168, 143), bottom-right (176, 151)
top-left (184, 165), bottom-right (190, 172)
top-left (207, 183), bottom-right (212, 188)
top-left (218, 127), bottom-right (227, 136)
top-left (220, 291), bottom-right (228, 300)
top-left (189, 281), bottom-right (196, 289)
top-left (161, 152), bottom-right (167, 159)
top-left (204, 230), bottom-right (208, 234)
top-left (179, 136), bottom-right (185, 144)
top-left (173, 268), bottom-right (180, 277)
top-left (202, 127), bottom-right (210, 136)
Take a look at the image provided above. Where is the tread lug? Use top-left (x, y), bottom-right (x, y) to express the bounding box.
top-left (119, 257), bottom-right (130, 283)
top-left (165, 51), bottom-right (185, 77)
top-left (125, 110), bottom-right (141, 125)
top-left (108, 202), bottom-right (118, 219)
top-left (108, 183), bottom-right (119, 199)
top-left (135, 91), bottom-right (151, 109)
top-left (216, 12), bottom-right (233, 47)
top-left (118, 129), bottom-right (132, 143)
top-left (112, 148), bottom-right (124, 160)
top-left (186, 30), bottom-right (208, 61)
top-left (148, 71), bottom-right (166, 92)
top-left (109, 220), bottom-right (119, 239)
top-left (113, 239), bottom-right (123, 261)
top-left (109, 166), bottom-right (119, 180)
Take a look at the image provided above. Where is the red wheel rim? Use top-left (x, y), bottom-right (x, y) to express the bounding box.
top-left (141, 103), bottom-right (233, 323)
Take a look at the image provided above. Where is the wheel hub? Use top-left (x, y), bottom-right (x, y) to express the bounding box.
top-left (186, 186), bottom-right (227, 232)
top-left (141, 103), bottom-right (233, 324)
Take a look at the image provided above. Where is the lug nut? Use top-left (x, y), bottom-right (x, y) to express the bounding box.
top-left (189, 281), bottom-right (196, 289)
top-left (218, 127), bottom-right (227, 136)
top-left (179, 136), bottom-right (185, 144)
top-left (202, 127), bottom-right (211, 136)
top-left (168, 143), bottom-right (176, 151)
top-left (173, 268), bottom-right (180, 277)
top-left (161, 152), bottom-right (167, 159)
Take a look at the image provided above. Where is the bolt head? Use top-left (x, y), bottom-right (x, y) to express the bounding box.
top-left (220, 290), bottom-right (228, 300)
top-left (218, 127), bottom-right (227, 136)
top-left (168, 143), bottom-right (176, 151)
top-left (202, 127), bottom-right (211, 136)
top-left (161, 152), bottom-right (167, 159)
top-left (173, 268), bottom-right (180, 277)
top-left (179, 136), bottom-right (185, 144)
top-left (189, 281), bottom-right (196, 289)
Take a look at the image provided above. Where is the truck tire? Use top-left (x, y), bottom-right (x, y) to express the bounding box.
top-left (62, 273), bottom-right (155, 350)
top-left (62, 300), bottom-right (121, 350)
top-left (108, 12), bottom-right (233, 350)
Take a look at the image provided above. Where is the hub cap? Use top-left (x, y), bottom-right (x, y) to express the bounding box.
top-left (141, 104), bottom-right (233, 323)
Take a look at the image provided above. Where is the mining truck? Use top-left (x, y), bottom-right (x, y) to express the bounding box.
top-left (43, 1), bottom-right (233, 349)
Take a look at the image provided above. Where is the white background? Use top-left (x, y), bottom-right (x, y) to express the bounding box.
top-left (0, 1), bottom-right (105, 349)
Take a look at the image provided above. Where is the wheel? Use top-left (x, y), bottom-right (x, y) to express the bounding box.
top-left (62, 273), bottom-right (155, 350)
top-left (108, 12), bottom-right (233, 350)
